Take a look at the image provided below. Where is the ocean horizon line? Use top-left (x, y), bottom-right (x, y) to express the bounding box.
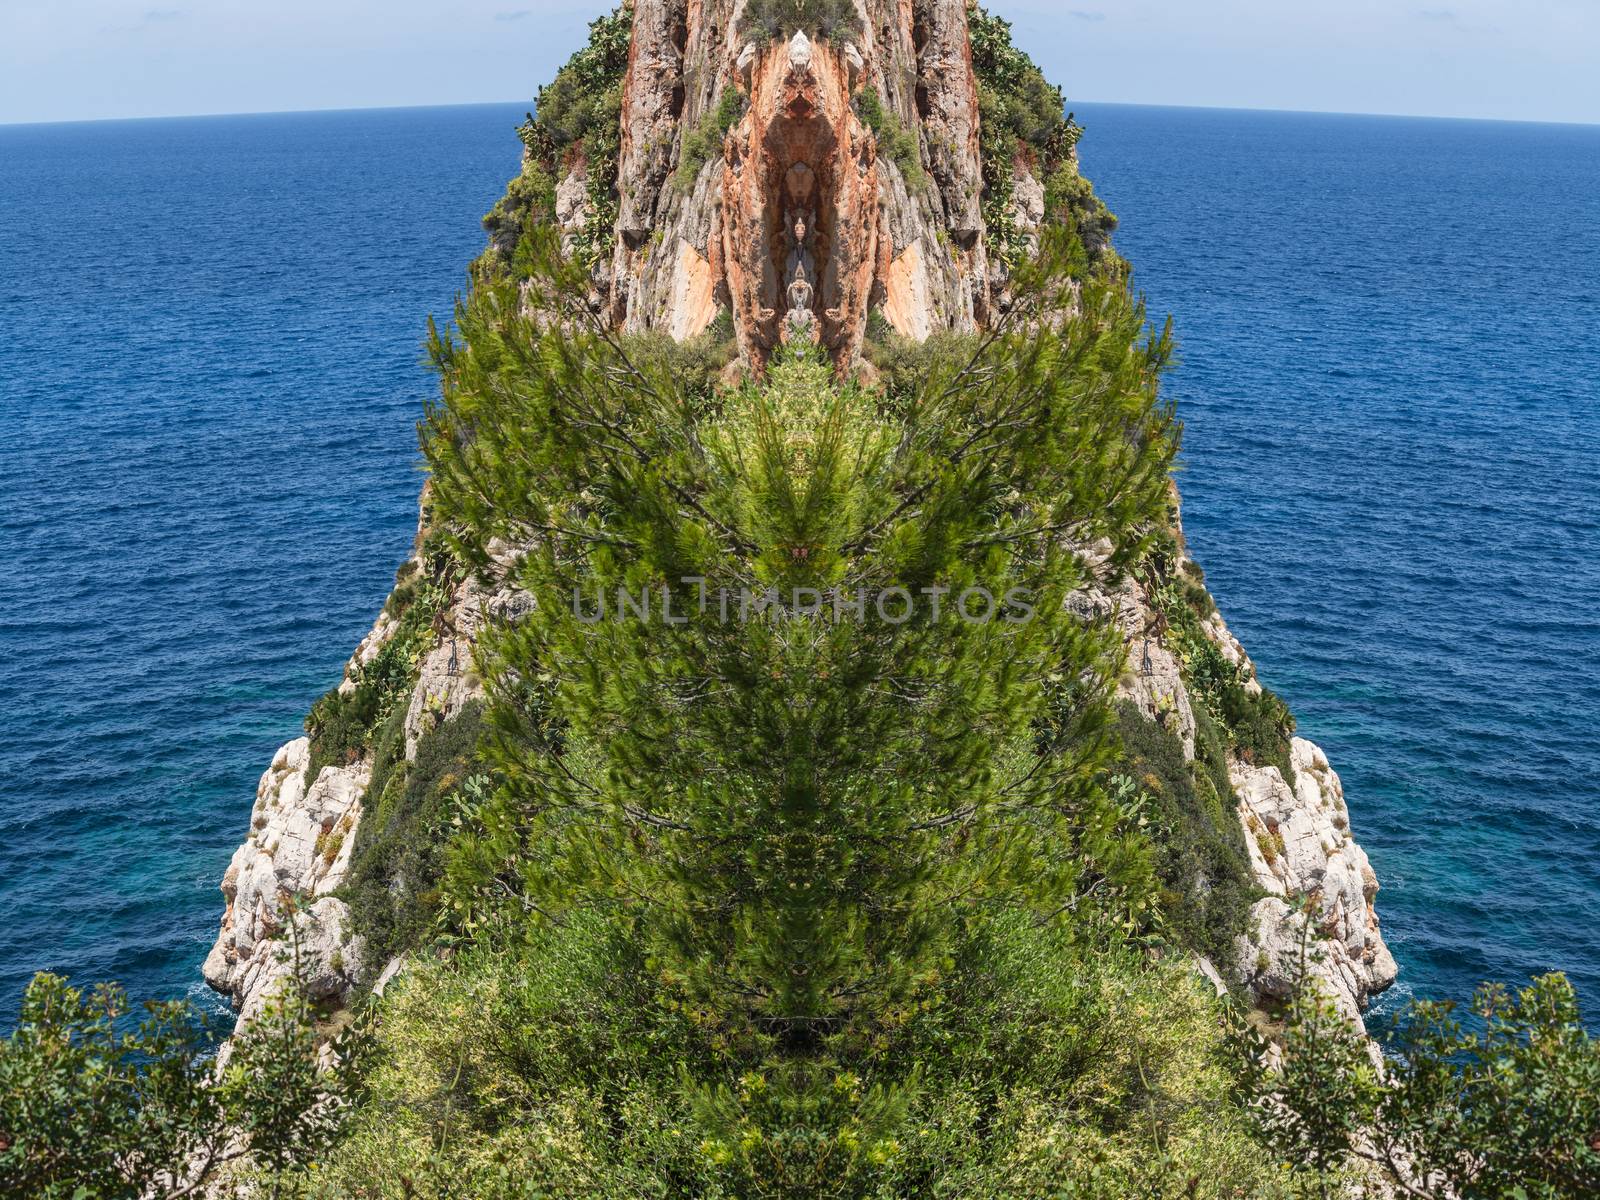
top-left (3, 95), bottom-right (1598, 133)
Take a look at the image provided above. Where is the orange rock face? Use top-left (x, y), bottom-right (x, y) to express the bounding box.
top-left (608, 0), bottom-right (992, 373)
top-left (721, 32), bottom-right (881, 372)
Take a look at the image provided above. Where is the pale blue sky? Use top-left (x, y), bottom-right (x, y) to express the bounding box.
top-left (2, 0), bottom-right (1596, 126)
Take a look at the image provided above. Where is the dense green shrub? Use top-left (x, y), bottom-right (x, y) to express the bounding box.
top-left (885, 919), bottom-right (1304, 1198)
top-left (526, 6), bottom-right (631, 151)
top-left (307, 917), bottom-right (705, 1198)
top-left (302, 681), bottom-right (379, 786)
top-left (340, 700), bottom-right (488, 977)
top-left (482, 159), bottom-right (556, 260)
top-left (491, 4), bottom-right (632, 273)
top-left (1044, 158), bottom-right (1119, 259)
top-left (1223, 680), bottom-right (1298, 778)
top-left (0, 966), bottom-right (362, 1197)
top-left (313, 912), bottom-right (1301, 1199)
top-left (616, 323), bottom-right (737, 417)
top-left (862, 328), bottom-right (981, 416)
top-left (395, 223), bottom-right (1198, 1191)
top-left (424, 224), bottom-right (1176, 1038)
top-left (970, 5), bottom-right (1106, 270)
top-left (1248, 968), bottom-right (1600, 1198)
top-left (1116, 700), bottom-right (1257, 970)
top-left (740, 0), bottom-right (862, 43)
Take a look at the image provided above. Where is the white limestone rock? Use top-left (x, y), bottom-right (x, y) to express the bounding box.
top-left (202, 737), bottom-right (368, 1030)
top-left (401, 561), bottom-right (533, 760)
top-left (1235, 896), bottom-right (1387, 1034)
top-left (371, 954), bottom-right (407, 999)
top-left (1069, 557), bottom-right (1198, 759)
top-left (555, 164), bottom-right (590, 259)
top-left (233, 897), bottom-right (365, 1028)
top-left (1231, 739), bottom-right (1398, 1024)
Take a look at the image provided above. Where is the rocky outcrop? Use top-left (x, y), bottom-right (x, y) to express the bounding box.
top-left (205, 0), bottom-right (1396, 1043)
top-left (201, 737), bottom-right (367, 1027)
top-left (555, 155), bottom-right (592, 260)
top-left (1091, 565), bottom-right (1200, 760)
top-left (203, 511), bottom-right (507, 1031)
top-left (610, 0), bottom-right (725, 332)
top-left (1102, 538), bottom-right (1398, 1025)
top-left (613, 0), bottom-right (688, 249)
top-left (605, 0), bottom-right (991, 366)
top-left (399, 565), bottom-right (514, 761)
top-left (908, 0), bottom-right (985, 247)
top-left (1233, 739), bottom-right (1398, 1027)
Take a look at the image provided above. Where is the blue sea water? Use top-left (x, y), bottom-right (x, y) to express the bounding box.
top-left (1075, 104), bottom-right (1600, 1024)
top-left (1, 101), bottom-right (1597, 1032)
top-left (0, 104), bottom-right (531, 1025)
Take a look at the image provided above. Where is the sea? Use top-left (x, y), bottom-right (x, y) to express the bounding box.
top-left (1, 101), bottom-right (1597, 1031)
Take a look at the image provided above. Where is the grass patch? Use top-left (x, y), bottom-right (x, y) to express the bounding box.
top-left (676, 89), bottom-right (747, 190)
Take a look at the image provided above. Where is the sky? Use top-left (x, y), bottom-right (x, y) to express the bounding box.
top-left (1, 0), bottom-right (1596, 127)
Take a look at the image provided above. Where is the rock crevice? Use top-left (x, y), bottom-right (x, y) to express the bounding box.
top-left (606, 0), bottom-right (993, 366)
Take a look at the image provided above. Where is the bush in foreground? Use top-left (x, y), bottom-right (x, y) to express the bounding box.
top-left (0, 968), bottom-right (362, 1199)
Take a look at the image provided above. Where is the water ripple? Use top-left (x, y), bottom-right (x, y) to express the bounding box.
top-left (1081, 103), bottom-right (1600, 1021)
top-left (0, 103), bottom-right (527, 1027)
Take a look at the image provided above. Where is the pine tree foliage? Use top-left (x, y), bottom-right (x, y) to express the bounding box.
top-left (424, 223), bottom-right (1174, 1041)
top-left (352, 222), bottom-right (1259, 1190)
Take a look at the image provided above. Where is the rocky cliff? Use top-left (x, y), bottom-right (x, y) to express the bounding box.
top-left (203, 505), bottom-right (522, 1029)
top-left (1084, 528), bottom-right (1397, 1026)
top-left (597, 0), bottom-right (998, 366)
top-left (204, 0), bottom-right (1394, 1034)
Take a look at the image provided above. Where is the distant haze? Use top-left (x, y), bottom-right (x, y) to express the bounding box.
top-left (1, 0), bottom-right (1596, 126)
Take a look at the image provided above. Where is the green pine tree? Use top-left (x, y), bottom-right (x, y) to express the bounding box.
top-left (410, 221), bottom-right (1186, 1188)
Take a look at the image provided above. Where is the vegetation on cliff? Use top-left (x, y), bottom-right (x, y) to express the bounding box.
top-left (969, 7), bottom-right (1115, 268)
top-left (484, 3), bottom-right (632, 272)
top-left (303, 220), bottom-right (1300, 1197)
top-left (300, 535), bottom-right (460, 790)
top-left (739, 0), bottom-right (863, 45)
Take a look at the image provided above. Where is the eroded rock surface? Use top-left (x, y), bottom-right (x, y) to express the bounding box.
top-left (1233, 740), bottom-right (1398, 1027)
top-left (201, 738), bottom-right (367, 1029)
top-left (607, 0), bottom-right (993, 366)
